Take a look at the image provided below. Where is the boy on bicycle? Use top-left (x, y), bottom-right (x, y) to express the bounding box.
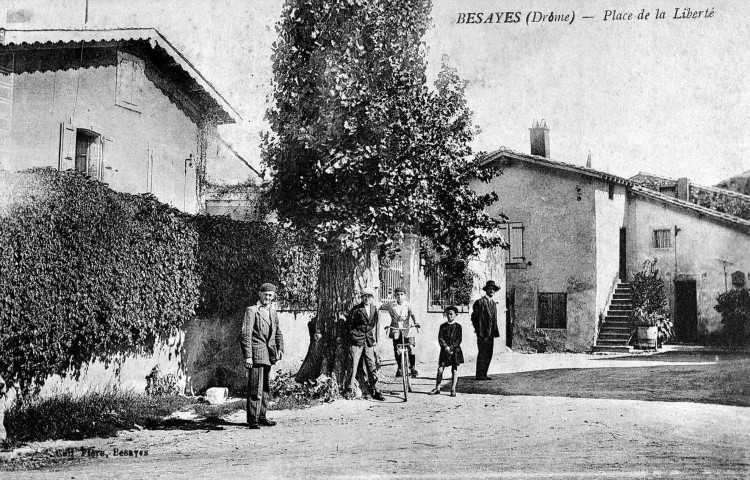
top-left (384, 286), bottom-right (419, 378)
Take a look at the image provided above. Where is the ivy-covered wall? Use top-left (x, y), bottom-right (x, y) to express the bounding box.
top-left (0, 168), bottom-right (199, 395)
top-left (0, 168), bottom-right (318, 395)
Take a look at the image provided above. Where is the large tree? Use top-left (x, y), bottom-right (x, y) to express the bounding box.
top-left (263, 0), bottom-right (505, 385)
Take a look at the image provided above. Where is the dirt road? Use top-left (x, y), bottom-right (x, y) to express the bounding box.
top-left (4, 350), bottom-right (750, 479)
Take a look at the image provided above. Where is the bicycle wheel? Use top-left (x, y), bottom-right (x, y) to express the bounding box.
top-left (401, 350), bottom-right (409, 401)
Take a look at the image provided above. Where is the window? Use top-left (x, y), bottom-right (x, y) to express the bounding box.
top-left (75, 129), bottom-right (102, 179)
top-left (608, 183), bottom-right (615, 200)
top-left (427, 266), bottom-right (467, 312)
top-left (498, 222), bottom-right (525, 267)
top-left (652, 229), bottom-right (672, 249)
top-left (380, 255), bottom-right (404, 302)
top-left (116, 51), bottom-right (145, 112)
top-left (538, 293), bottom-right (566, 329)
top-left (58, 124), bottom-right (103, 180)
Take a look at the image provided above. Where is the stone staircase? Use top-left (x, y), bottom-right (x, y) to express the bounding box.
top-left (593, 282), bottom-right (633, 353)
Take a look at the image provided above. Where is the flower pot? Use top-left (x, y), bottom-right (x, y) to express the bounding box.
top-left (637, 326), bottom-right (658, 349)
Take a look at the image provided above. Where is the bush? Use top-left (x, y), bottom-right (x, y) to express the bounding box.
top-left (0, 169), bottom-right (199, 396)
top-left (145, 366), bottom-right (180, 397)
top-left (630, 259), bottom-right (673, 345)
top-left (190, 215), bottom-right (318, 315)
top-left (715, 288), bottom-right (750, 347)
top-left (3, 389), bottom-right (193, 442)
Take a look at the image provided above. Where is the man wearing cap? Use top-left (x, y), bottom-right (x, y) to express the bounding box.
top-left (344, 288), bottom-right (385, 401)
top-left (471, 280), bottom-right (501, 380)
top-left (240, 283), bottom-right (284, 428)
top-left (385, 287), bottom-right (419, 378)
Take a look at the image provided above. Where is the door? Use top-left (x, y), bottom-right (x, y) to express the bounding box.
top-left (506, 289), bottom-right (514, 347)
top-left (674, 279), bottom-right (698, 343)
top-left (619, 227), bottom-right (627, 281)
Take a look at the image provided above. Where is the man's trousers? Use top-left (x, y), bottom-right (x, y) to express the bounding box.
top-left (476, 336), bottom-right (495, 379)
top-left (247, 364), bottom-right (271, 425)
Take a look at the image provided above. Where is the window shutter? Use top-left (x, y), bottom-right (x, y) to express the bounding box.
top-left (498, 224), bottom-right (510, 264)
top-left (58, 123), bottom-right (76, 171)
top-left (510, 223), bottom-right (524, 263)
top-left (116, 51), bottom-right (145, 112)
top-left (87, 136), bottom-right (103, 180)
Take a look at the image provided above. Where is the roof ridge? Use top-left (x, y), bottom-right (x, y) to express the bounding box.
top-left (631, 185), bottom-right (750, 230)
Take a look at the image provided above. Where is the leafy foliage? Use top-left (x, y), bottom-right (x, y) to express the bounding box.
top-left (630, 258), bottom-right (673, 345)
top-left (270, 369), bottom-right (337, 404)
top-left (189, 215), bottom-right (319, 314)
top-left (0, 169), bottom-right (199, 396)
top-left (144, 366), bottom-right (180, 397)
top-left (262, 0), bottom-right (505, 261)
top-left (715, 288), bottom-right (750, 347)
top-left (691, 187), bottom-right (750, 221)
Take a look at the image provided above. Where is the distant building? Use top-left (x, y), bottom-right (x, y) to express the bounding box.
top-left (472, 123), bottom-right (750, 351)
top-left (0, 28), bottom-right (242, 213)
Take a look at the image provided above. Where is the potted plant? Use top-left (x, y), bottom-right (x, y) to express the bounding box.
top-left (630, 259), bottom-right (674, 349)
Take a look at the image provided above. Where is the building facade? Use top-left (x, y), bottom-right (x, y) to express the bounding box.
top-left (474, 124), bottom-right (750, 351)
top-left (0, 28), bottom-right (242, 213)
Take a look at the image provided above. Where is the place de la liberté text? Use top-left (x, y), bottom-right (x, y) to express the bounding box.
top-left (456, 7), bottom-right (715, 26)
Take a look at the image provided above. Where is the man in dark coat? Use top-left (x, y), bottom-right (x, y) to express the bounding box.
top-left (344, 288), bottom-right (385, 401)
top-left (240, 283), bottom-right (284, 428)
top-left (471, 280), bottom-right (501, 380)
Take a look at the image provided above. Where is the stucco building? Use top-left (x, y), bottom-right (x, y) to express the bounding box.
top-left (0, 28), bottom-right (242, 213)
top-left (473, 122), bottom-right (750, 351)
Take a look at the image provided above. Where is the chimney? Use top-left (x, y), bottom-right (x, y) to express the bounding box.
top-left (677, 177), bottom-right (690, 201)
top-left (586, 151), bottom-right (592, 168)
top-left (530, 120), bottom-right (550, 158)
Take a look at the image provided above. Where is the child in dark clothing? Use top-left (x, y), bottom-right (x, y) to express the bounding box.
top-left (429, 305), bottom-right (464, 397)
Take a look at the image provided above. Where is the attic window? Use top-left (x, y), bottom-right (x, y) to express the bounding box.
top-left (115, 51), bottom-right (145, 113)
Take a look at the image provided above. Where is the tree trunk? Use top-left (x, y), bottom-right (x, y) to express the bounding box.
top-left (295, 247), bottom-right (379, 392)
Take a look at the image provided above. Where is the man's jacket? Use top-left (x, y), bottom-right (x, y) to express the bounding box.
top-left (240, 303), bottom-right (284, 366)
top-left (471, 296), bottom-right (500, 339)
top-left (347, 302), bottom-right (379, 347)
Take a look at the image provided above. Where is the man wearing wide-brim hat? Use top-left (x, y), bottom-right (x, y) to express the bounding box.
top-left (343, 287), bottom-right (385, 401)
top-left (240, 283), bottom-right (284, 428)
top-left (471, 280), bottom-right (501, 380)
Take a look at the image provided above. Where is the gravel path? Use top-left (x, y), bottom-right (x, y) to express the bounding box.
top-left (4, 350), bottom-right (750, 479)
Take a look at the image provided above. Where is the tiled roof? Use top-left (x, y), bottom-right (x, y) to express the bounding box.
top-left (480, 149), bottom-right (750, 233)
top-left (0, 28), bottom-right (241, 124)
top-left (479, 148), bottom-right (633, 186)
top-left (631, 185), bottom-right (750, 232)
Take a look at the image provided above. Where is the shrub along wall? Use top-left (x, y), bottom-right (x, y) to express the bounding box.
top-left (0, 168), bottom-right (318, 397)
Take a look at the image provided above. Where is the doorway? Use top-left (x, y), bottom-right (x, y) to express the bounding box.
top-left (674, 279), bottom-right (698, 343)
top-left (619, 227), bottom-right (627, 281)
top-left (506, 289), bottom-right (514, 348)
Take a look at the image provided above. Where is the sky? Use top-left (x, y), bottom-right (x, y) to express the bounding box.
top-left (4, 0), bottom-right (749, 186)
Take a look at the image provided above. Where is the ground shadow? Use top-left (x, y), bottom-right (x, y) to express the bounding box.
top-left (592, 350), bottom-right (750, 363)
top-left (145, 416), bottom-right (238, 431)
top-left (456, 354), bottom-right (750, 407)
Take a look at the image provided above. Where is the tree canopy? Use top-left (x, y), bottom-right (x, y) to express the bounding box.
top-left (263, 0), bottom-right (505, 263)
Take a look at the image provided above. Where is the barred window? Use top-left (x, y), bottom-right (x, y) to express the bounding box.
top-left (427, 266), bottom-right (468, 312)
top-left (652, 229), bottom-right (672, 249)
top-left (380, 255), bottom-right (404, 303)
top-left (538, 293), bottom-right (567, 329)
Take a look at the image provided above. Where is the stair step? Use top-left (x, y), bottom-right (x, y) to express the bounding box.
top-left (599, 330), bottom-right (630, 342)
top-left (609, 306), bottom-right (632, 311)
top-left (600, 327), bottom-right (630, 334)
top-left (596, 339), bottom-right (630, 346)
top-left (611, 300), bottom-right (632, 306)
top-left (612, 294), bottom-right (632, 299)
top-left (592, 345), bottom-right (633, 353)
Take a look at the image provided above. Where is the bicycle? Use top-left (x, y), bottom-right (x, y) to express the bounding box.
top-left (384, 324), bottom-right (419, 401)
